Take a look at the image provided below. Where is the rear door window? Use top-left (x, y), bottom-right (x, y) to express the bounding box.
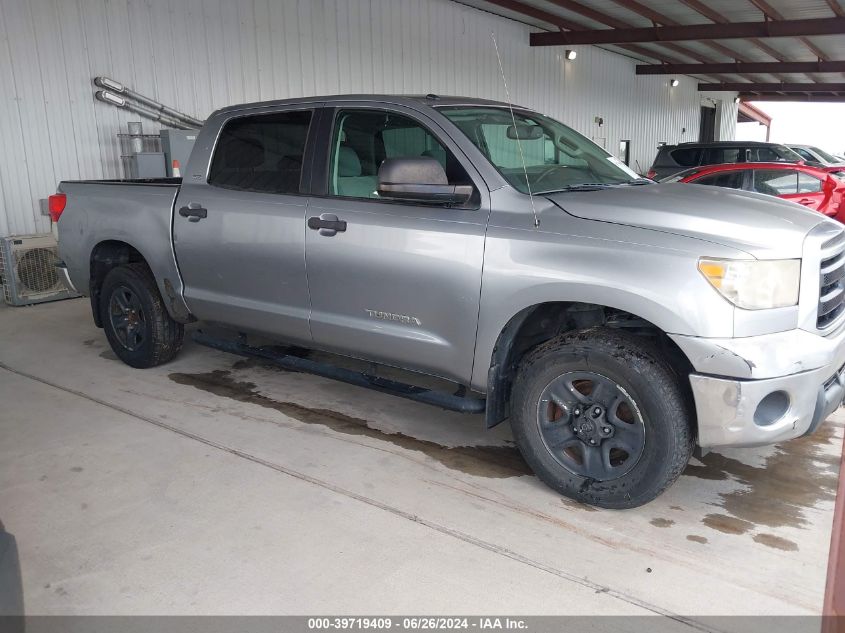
top-left (208, 110), bottom-right (313, 194)
top-left (669, 148), bottom-right (702, 167)
top-left (702, 148), bottom-right (742, 165)
top-left (753, 169), bottom-right (800, 195)
top-left (693, 170), bottom-right (745, 189)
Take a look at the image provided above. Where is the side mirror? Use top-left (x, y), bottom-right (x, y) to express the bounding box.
top-left (377, 157), bottom-right (473, 205)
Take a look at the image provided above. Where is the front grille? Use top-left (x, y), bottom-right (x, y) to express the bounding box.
top-left (819, 235), bottom-right (845, 329)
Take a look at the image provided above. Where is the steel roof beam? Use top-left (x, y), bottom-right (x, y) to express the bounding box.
top-left (638, 61), bottom-right (845, 75)
top-left (480, 0), bottom-right (687, 65)
top-left (740, 93), bottom-right (845, 102)
top-left (702, 82), bottom-right (845, 92)
top-left (539, 0), bottom-right (752, 80)
top-left (607, 0), bottom-right (771, 82)
top-left (529, 16), bottom-right (845, 46)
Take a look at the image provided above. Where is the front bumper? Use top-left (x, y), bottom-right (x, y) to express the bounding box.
top-left (672, 324), bottom-right (845, 448)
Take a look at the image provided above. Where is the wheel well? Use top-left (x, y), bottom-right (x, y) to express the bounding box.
top-left (485, 302), bottom-right (694, 429)
top-left (89, 241), bottom-right (150, 328)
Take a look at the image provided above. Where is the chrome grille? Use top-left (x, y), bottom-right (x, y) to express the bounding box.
top-left (819, 233), bottom-right (845, 329)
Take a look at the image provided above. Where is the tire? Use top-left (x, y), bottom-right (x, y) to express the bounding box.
top-left (99, 263), bottom-right (184, 368)
top-left (510, 327), bottom-right (694, 509)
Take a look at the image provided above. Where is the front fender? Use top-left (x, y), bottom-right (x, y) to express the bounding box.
top-left (470, 216), bottom-right (740, 392)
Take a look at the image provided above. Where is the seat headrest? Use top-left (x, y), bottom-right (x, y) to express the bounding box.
top-left (337, 146), bottom-right (362, 177)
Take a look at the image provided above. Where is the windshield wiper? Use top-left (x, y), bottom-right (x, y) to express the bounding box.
top-left (622, 178), bottom-right (654, 185)
top-left (537, 183), bottom-right (615, 193)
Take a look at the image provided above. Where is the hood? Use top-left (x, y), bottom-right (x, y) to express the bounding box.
top-left (546, 183), bottom-right (826, 259)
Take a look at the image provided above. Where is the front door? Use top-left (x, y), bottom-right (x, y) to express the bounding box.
top-left (173, 106), bottom-right (318, 344)
top-left (304, 105), bottom-right (489, 384)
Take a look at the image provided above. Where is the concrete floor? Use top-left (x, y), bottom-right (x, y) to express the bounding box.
top-left (0, 298), bottom-right (841, 623)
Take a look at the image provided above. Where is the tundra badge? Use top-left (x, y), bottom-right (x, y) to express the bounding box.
top-left (365, 309), bottom-right (422, 326)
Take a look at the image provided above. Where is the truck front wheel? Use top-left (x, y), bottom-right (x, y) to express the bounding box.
top-left (100, 264), bottom-right (184, 368)
top-left (510, 328), bottom-right (694, 509)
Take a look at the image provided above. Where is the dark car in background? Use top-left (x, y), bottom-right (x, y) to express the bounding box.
top-left (647, 141), bottom-right (803, 180)
top-left (662, 162), bottom-right (845, 222)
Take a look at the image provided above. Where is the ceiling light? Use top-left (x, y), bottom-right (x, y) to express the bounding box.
top-left (565, 49), bottom-right (577, 60)
top-left (670, 79), bottom-right (680, 87)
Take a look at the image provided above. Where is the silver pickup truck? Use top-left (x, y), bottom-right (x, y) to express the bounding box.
top-left (54, 95), bottom-right (845, 508)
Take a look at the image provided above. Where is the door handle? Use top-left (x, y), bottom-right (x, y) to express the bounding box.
top-left (179, 203), bottom-right (208, 222)
top-left (797, 198), bottom-right (815, 206)
top-left (308, 213), bottom-right (347, 237)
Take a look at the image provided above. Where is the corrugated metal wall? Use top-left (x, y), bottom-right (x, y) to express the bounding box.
top-left (0, 0), bottom-right (736, 236)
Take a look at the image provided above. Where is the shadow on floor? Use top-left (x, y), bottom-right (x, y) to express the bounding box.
top-left (0, 519), bottom-right (24, 631)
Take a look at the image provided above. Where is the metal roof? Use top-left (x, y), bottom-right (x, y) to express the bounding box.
top-left (459, 0), bottom-right (845, 100)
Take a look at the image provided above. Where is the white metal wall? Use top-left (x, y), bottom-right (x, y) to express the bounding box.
top-left (0, 0), bottom-right (735, 236)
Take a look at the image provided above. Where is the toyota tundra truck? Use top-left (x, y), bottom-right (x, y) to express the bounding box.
top-left (52, 95), bottom-right (845, 508)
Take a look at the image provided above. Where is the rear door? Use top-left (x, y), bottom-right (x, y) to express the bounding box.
top-left (303, 103), bottom-right (489, 384)
top-left (173, 105), bottom-right (319, 344)
top-left (752, 168), bottom-right (825, 210)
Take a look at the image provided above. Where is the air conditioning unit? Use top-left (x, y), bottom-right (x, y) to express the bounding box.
top-left (0, 234), bottom-right (79, 306)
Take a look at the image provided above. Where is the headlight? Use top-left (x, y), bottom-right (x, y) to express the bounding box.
top-left (698, 258), bottom-right (801, 310)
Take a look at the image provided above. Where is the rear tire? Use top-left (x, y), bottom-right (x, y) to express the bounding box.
top-left (510, 327), bottom-right (694, 509)
top-left (100, 263), bottom-right (184, 368)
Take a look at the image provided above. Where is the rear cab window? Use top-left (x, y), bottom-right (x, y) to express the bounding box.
top-left (208, 110), bottom-right (313, 194)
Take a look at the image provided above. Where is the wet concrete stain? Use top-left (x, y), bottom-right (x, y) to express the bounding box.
top-left (83, 339), bottom-right (98, 347)
top-left (69, 466), bottom-right (83, 473)
top-left (686, 535), bottom-right (708, 545)
top-left (168, 369), bottom-right (531, 479)
top-left (650, 518), bottom-right (674, 528)
top-left (559, 497), bottom-right (599, 512)
top-left (686, 424), bottom-right (839, 531)
top-left (753, 533), bottom-right (799, 551)
top-left (702, 513), bottom-right (755, 535)
top-left (99, 350), bottom-right (118, 361)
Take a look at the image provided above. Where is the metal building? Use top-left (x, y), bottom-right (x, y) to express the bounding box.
top-left (0, 0), bottom-right (738, 237)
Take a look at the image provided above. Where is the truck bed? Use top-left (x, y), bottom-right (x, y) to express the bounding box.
top-left (57, 178), bottom-right (189, 320)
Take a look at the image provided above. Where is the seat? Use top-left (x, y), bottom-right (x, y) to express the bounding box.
top-left (335, 146), bottom-right (378, 198)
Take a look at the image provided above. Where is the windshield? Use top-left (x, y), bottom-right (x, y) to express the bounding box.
top-left (438, 106), bottom-right (642, 194)
top-left (810, 146), bottom-right (840, 163)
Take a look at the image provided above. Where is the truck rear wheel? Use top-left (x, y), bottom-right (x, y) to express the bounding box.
top-left (100, 263), bottom-right (184, 368)
top-left (510, 327), bottom-right (694, 509)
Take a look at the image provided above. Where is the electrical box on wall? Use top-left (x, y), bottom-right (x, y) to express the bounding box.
top-left (160, 129), bottom-right (199, 177)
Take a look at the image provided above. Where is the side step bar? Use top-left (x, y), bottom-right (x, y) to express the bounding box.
top-left (192, 331), bottom-right (487, 415)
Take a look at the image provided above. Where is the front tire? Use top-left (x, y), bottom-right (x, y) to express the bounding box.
top-left (510, 327), bottom-right (694, 509)
top-left (100, 263), bottom-right (184, 368)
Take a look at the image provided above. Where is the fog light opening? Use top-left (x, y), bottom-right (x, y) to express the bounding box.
top-left (754, 391), bottom-right (790, 427)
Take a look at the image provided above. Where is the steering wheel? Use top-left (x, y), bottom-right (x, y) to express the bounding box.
top-left (532, 165), bottom-right (564, 188)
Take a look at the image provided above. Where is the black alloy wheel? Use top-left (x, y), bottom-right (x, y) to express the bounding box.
top-left (108, 285), bottom-right (147, 352)
top-left (537, 371), bottom-right (646, 481)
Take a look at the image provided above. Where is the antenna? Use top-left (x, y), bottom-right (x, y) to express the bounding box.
top-left (491, 32), bottom-right (540, 229)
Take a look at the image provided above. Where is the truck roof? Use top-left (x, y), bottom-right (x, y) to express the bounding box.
top-left (212, 94), bottom-right (518, 117)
